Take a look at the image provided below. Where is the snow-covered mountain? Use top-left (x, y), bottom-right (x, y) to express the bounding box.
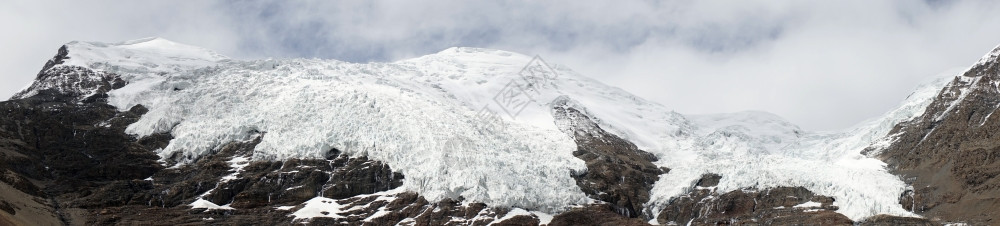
top-left (3, 37), bottom-right (997, 225)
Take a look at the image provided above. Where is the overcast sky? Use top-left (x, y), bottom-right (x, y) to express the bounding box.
top-left (3, 0), bottom-right (1000, 130)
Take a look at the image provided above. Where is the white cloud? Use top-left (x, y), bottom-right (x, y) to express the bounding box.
top-left (550, 0), bottom-right (1000, 130)
top-left (3, 0), bottom-right (1000, 130)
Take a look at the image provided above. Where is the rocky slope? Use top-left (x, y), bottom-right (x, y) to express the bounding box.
top-left (655, 174), bottom-right (933, 226)
top-left (875, 44), bottom-right (1000, 225)
top-left (551, 97), bottom-right (667, 218)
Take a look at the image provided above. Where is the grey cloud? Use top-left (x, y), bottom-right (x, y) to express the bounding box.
top-left (3, 0), bottom-right (1000, 130)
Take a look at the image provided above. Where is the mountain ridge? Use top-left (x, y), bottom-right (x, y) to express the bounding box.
top-left (3, 37), bottom-right (998, 225)
top-left (9, 38), bottom-right (935, 218)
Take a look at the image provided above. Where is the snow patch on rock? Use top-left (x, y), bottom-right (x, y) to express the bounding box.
top-left (190, 199), bottom-right (234, 210)
top-left (292, 197), bottom-right (346, 219)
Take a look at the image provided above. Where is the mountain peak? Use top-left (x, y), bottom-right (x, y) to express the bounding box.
top-left (975, 43), bottom-right (1000, 66)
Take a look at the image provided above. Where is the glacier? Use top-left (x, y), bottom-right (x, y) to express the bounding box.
top-left (13, 37), bottom-right (962, 220)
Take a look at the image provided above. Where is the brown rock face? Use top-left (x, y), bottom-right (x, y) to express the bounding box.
top-left (551, 98), bottom-right (666, 218)
top-left (656, 174), bottom-right (852, 226)
top-left (301, 192), bottom-right (514, 225)
top-left (0, 200), bottom-right (14, 216)
top-left (653, 174), bottom-right (938, 226)
top-left (548, 204), bottom-right (651, 226)
top-left (858, 214), bottom-right (936, 226)
top-left (0, 67), bottom-right (162, 225)
top-left (877, 47), bottom-right (1000, 225)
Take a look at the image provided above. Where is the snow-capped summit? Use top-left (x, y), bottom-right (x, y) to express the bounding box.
top-left (11, 37), bottom-right (228, 101)
top-left (61, 37), bottom-right (228, 74)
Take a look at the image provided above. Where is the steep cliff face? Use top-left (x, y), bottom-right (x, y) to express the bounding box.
top-left (876, 45), bottom-right (1000, 225)
top-left (551, 97), bottom-right (666, 218)
top-left (654, 174), bottom-right (934, 226)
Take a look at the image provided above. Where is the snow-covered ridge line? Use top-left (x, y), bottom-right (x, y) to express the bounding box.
top-left (11, 37), bottom-right (228, 101)
top-left (975, 43), bottom-right (1000, 66)
top-left (62, 37), bottom-right (227, 75)
top-left (13, 37), bottom-right (975, 221)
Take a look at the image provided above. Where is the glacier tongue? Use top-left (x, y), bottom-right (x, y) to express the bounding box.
top-left (25, 38), bottom-right (958, 220)
top-left (114, 57), bottom-right (592, 211)
top-left (645, 73), bottom-right (953, 221)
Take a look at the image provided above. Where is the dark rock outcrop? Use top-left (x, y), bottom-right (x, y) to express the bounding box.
top-left (38, 45), bottom-right (70, 75)
top-left (551, 98), bottom-right (667, 218)
top-left (302, 192), bottom-right (518, 225)
top-left (656, 175), bottom-right (851, 225)
top-left (653, 174), bottom-right (936, 226)
top-left (858, 215), bottom-right (936, 226)
top-left (548, 204), bottom-right (651, 226)
top-left (11, 65), bottom-right (127, 103)
top-left (0, 200), bottom-right (14, 216)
